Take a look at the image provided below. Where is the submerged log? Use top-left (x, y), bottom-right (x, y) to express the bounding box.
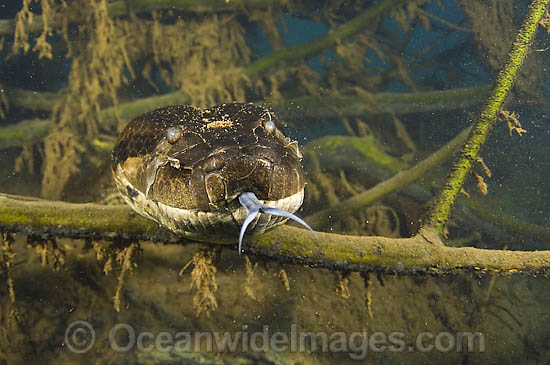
top-left (1, 193), bottom-right (549, 275)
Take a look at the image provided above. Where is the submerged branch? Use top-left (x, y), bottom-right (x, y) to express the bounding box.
top-left (245, 0), bottom-right (408, 78)
top-left (252, 227), bottom-right (550, 275)
top-left (4, 89), bottom-right (59, 113)
top-left (6, 84), bottom-right (490, 118)
top-left (98, 92), bottom-right (189, 131)
top-left (0, 118), bottom-right (51, 149)
top-left (420, 0), bottom-right (550, 234)
top-left (0, 85), bottom-right (486, 149)
top-left (0, 193), bottom-right (178, 242)
top-left (305, 126), bottom-right (472, 229)
top-left (1, 193), bottom-right (550, 275)
top-left (277, 85), bottom-right (490, 119)
top-left (0, 92), bottom-right (189, 149)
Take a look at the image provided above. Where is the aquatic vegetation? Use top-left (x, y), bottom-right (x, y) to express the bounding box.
top-left (180, 249), bottom-right (218, 317)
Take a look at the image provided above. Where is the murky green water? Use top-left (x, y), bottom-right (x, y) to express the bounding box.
top-left (1, 0), bottom-right (550, 363)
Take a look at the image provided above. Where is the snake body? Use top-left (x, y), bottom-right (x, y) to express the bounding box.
top-left (111, 103), bottom-right (311, 248)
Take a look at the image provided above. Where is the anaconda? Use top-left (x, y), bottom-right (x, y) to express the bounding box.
top-left (111, 103), bottom-right (313, 253)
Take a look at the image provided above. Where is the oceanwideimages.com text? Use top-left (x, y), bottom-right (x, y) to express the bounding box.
top-left (65, 321), bottom-right (485, 359)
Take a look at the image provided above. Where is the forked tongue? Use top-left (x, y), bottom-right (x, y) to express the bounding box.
top-left (238, 192), bottom-right (315, 255)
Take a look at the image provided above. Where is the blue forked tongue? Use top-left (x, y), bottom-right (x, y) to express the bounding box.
top-left (237, 192), bottom-right (315, 255)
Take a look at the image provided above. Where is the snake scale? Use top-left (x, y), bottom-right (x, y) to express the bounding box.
top-left (111, 103), bottom-right (313, 253)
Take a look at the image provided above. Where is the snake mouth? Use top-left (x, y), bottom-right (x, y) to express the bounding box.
top-left (113, 168), bottom-right (308, 244)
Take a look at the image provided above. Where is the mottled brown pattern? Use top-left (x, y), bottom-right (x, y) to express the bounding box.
top-left (112, 103), bottom-right (305, 212)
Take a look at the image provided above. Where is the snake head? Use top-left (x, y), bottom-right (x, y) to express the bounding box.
top-left (112, 103), bottom-right (310, 245)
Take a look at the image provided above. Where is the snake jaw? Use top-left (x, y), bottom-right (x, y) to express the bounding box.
top-left (238, 192), bottom-right (315, 255)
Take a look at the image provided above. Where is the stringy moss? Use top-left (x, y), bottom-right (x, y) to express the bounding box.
top-left (335, 32), bottom-right (380, 71)
top-left (113, 242), bottom-right (139, 312)
top-left (1, 232), bottom-right (17, 326)
top-left (14, 144), bottom-right (41, 175)
top-left (38, 0), bottom-right (130, 198)
top-left (336, 271), bottom-right (351, 299)
top-left (364, 205), bottom-right (401, 236)
top-left (10, 0), bottom-right (33, 55)
top-left (26, 236), bottom-right (65, 271)
top-left (41, 130), bottom-right (86, 199)
top-left (325, 2), bottom-right (431, 96)
top-left (114, 12), bottom-right (252, 108)
top-left (90, 240), bottom-right (140, 311)
top-left (53, 0), bottom-right (128, 134)
top-left (148, 13), bottom-right (251, 107)
top-left (180, 249), bottom-right (218, 317)
top-left (360, 272), bottom-right (373, 318)
top-left (33, 0), bottom-right (56, 59)
top-left (278, 268), bottom-right (290, 291)
top-left (1, 233), bottom-right (16, 306)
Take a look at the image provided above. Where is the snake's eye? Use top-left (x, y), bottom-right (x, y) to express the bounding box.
top-left (264, 120), bottom-right (276, 134)
top-left (166, 127), bottom-right (182, 144)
